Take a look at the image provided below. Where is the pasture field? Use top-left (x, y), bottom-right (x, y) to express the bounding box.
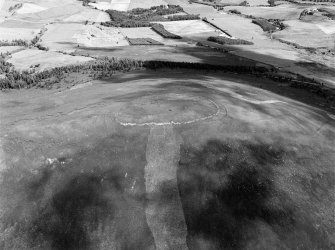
top-left (273, 20), bottom-right (335, 48)
top-left (155, 20), bottom-right (219, 36)
top-left (0, 27), bottom-right (40, 41)
top-left (224, 4), bottom-right (304, 20)
top-left (7, 49), bottom-right (94, 71)
top-left (40, 23), bottom-right (84, 52)
top-left (119, 27), bottom-right (189, 45)
top-left (74, 25), bottom-right (129, 48)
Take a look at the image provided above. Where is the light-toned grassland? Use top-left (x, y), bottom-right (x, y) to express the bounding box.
top-left (74, 25), bottom-right (129, 48)
top-left (155, 20), bottom-right (218, 36)
top-left (128, 0), bottom-right (167, 10)
top-left (0, 46), bottom-right (25, 54)
top-left (16, 3), bottom-right (46, 14)
top-left (274, 20), bottom-right (335, 48)
top-left (0, 27), bottom-right (40, 41)
top-left (224, 4), bottom-right (304, 20)
top-left (39, 23), bottom-right (83, 52)
top-left (7, 49), bottom-right (94, 71)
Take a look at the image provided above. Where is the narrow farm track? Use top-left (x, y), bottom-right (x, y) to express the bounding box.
top-left (145, 125), bottom-right (188, 250)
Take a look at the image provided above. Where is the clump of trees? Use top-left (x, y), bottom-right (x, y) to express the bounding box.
top-left (167, 14), bottom-right (200, 21)
top-left (8, 3), bottom-right (22, 12)
top-left (101, 5), bottom-right (186, 27)
top-left (151, 23), bottom-right (182, 39)
top-left (268, 0), bottom-right (275, 7)
top-left (78, 0), bottom-right (94, 6)
top-left (318, 8), bottom-right (335, 20)
top-left (229, 9), bottom-right (242, 15)
top-left (252, 19), bottom-right (277, 32)
top-left (208, 36), bottom-right (253, 45)
top-left (0, 56), bottom-right (13, 74)
top-left (0, 39), bottom-right (29, 47)
top-left (0, 58), bottom-right (144, 89)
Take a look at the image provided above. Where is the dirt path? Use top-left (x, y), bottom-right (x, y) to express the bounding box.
top-left (144, 125), bottom-right (188, 250)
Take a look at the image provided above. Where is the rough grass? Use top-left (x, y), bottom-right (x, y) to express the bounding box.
top-left (177, 139), bottom-right (333, 249)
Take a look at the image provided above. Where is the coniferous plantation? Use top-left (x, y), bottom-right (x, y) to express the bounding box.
top-left (0, 0), bottom-right (335, 250)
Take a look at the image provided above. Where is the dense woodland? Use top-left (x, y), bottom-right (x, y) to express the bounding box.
top-left (101, 5), bottom-right (198, 27)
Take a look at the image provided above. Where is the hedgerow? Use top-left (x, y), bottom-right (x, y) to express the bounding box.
top-left (151, 23), bottom-right (181, 39)
top-left (252, 19), bottom-right (277, 32)
top-left (208, 36), bottom-right (253, 45)
top-left (0, 39), bottom-right (29, 47)
top-left (167, 14), bottom-right (200, 21)
top-left (127, 38), bottom-right (163, 45)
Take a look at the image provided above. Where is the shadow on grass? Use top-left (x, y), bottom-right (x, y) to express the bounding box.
top-left (177, 139), bottom-right (331, 249)
top-left (0, 132), bottom-right (155, 250)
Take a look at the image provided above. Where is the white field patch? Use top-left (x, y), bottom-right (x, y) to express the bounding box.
top-left (8, 49), bottom-right (93, 71)
top-left (111, 0), bottom-right (130, 11)
top-left (128, 0), bottom-right (167, 10)
top-left (274, 20), bottom-right (335, 48)
top-left (155, 20), bottom-right (216, 36)
top-left (89, 0), bottom-right (130, 11)
top-left (63, 10), bottom-right (110, 23)
top-left (40, 23), bottom-right (83, 52)
top-left (0, 27), bottom-right (40, 41)
top-left (89, 2), bottom-right (114, 11)
top-left (16, 3), bottom-right (46, 14)
top-left (317, 22), bottom-right (335, 35)
top-left (247, 0), bottom-right (269, 6)
top-left (0, 46), bottom-right (24, 54)
top-left (73, 25), bottom-right (128, 47)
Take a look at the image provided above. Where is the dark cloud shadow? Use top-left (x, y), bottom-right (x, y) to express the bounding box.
top-left (0, 132), bottom-right (155, 250)
top-left (177, 139), bottom-right (332, 250)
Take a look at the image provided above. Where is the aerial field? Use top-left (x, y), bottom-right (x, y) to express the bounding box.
top-left (274, 20), bottom-right (335, 48)
top-left (155, 20), bottom-right (218, 36)
top-left (7, 49), bottom-right (94, 71)
top-left (0, 27), bottom-right (40, 41)
top-left (90, 0), bottom-right (130, 11)
top-left (15, 3), bottom-right (46, 14)
top-left (0, 70), bottom-right (334, 249)
top-left (74, 25), bottom-right (129, 48)
top-left (224, 4), bottom-right (304, 20)
top-left (76, 45), bottom-right (258, 67)
top-left (128, 0), bottom-right (167, 10)
top-left (119, 27), bottom-right (188, 45)
top-left (0, 46), bottom-right (24, 54)
top-left (40, 23), bottom-right (84, 52)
